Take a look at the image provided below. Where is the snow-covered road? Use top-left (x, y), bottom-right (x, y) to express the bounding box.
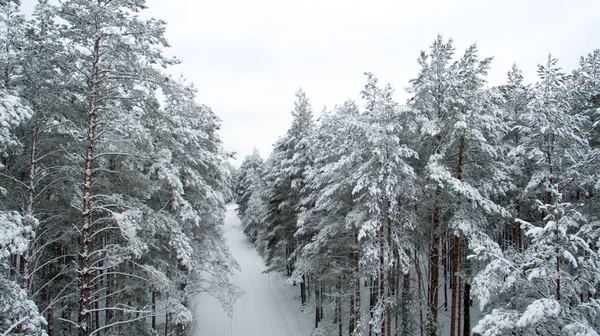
top-left (191, 203), bottom-right (312, 336)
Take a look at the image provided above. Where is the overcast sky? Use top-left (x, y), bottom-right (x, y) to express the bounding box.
top-left (21, 0), bottom-right (600, 166)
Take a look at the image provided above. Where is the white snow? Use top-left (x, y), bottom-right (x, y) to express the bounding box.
top-left (191, 203), bottom-right (313, 336)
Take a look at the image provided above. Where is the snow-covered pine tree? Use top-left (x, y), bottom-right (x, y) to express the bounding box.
top-left (353, 74), bottom-right (419, 336)
top-left (408, 36), bottom-right (509, 336)
top-left (46, 0), bottom-right (183, 334)
top-left (571, 50), bottom-right (600, 232)
top-left (263, 89), bottom-right (315, 276)
top-left (0, 92), bottom-right (46, 336)
top-left (1, 1), bottom-right (238, 335)
top-left (141, 79), bottom-right (239, 335)
top-left (0, 2), bottom-right (46, 334)
top-left (236, 149), bottom-right (266, 241)
top-left (292, 99), bottom-right (363, 334)
top-left (292, 74), bottom-right (420, 336)
top-left (236, 148), bottom-right (264, 220)
top-left (473, 54), bottom-right (597, 336)
top-left (498, 64), bottom-right (534, 249)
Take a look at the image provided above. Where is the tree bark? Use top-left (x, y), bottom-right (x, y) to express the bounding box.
top-left (428, 188), bottom-right (441, 335)
top-left (450, 237), bottom-right (460, 336)
top-left (165, 265), bottom-right (172, 336)
top-left (22, 120), bottom-right (38, 292)
top-left (349, 231), bottom-right (361, 336)
top-left (79, 36), bottom-right (102, 336)
top-left (380, 223), bottom-right (386, 336)
top-left (47, 299), bottom-right (54, 336)
top-left (152, 287), bottom-right (157, 331)
top-left (400, 270), bottom-right (411, 336)
top-left (315, 281), bottom-right (320, 328)
top-left (301, 275), bottom-right (306, 306)
top-left (386, 217), bottom-right (392, 336)
top-left (463, 281), bottom-right (471, 336)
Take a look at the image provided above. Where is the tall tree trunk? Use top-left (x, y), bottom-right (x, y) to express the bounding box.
top-left (335, 278), bottom-right (342, 336)
top-left (47, 297), bottom-right (54, 336)
top-left (307, 275), bottom-right (311, 302)
top-left (79, 36), bottom-right (102, 336)
top-left (22, 120), bottom-right (38, 292)
top-left (94, 256), bottom-right (102, 336)
top-left (349, 271), bottom-right (355, 334)
top-left (315, 281), bottom-right (320, 328)
top-left (386, 217), bottom-right (392, 336)
top-left (451, 135), bottom-right (466, 336)
top-left (105, 269), bottom-right (112, 329)
top-left (94, 299), bottom-right (100, 336)
top-left (320, 283), bottom-right (323, 322)
top-left (463, 281), bottom-right (471, 336)
top-left (443, 239), bottom-right (448, 312)
top-left (369, 276), bottom-right (376, 336)
top-left (457, 269), bottom-right (463, 336)
top-left (349, 232), bottom-right (361, 336)
top-left (354, 236), bottom-right (361, 335)
top-left (301, 275), bottom-right (306, 306)
top-left (514, 203), bottom-right (523, 249)
top-left (380, 224), bottom-right (386, 336)
top-left (178, 263), bottom-right (188, 336)
top-left (152, 287), bottom-right (157, 331)
top-left (414, 249), bottom-right (424, 336)
top-left (428, 187), bottom-right (441, 335)
top-left (165, 265), bottom-right (172, 336)
top-left (400, 270), bottom-right (411, 336)
top-left (450, 237), bottom-right (460, 336)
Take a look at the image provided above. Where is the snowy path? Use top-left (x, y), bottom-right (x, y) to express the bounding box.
top-left (191, 203), bottom-right (313, 336)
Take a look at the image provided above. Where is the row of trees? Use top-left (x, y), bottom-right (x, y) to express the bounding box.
top-left (1, 1), bottom-right (237, 335)
top-left (236, 36), bottom-right (600, 336)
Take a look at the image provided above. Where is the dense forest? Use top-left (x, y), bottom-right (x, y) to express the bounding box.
top-left (1, 1), bottom-right (239, 335)
top-left (234, 40), bottom-right (600, 335)
top-left (2, 0), bottom-right (600, 336)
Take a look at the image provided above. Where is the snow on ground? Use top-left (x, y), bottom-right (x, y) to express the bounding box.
top-left (191, 203), bottom-right (313, 336)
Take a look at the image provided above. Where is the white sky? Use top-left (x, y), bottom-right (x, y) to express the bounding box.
top-left (21, 0), bottom-right (600, 166)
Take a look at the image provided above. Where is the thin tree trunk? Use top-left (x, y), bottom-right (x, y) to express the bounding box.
top-left (307, 275), bottom-right (311, 302)
top-left (152, 287), bottom-right (157, 331)
top-left (401, 270), bottom-right (411, 336)
top-left (450, 237), bottom-right (460, 336)
top-left (414, 249), bottom-right (424, 336)
top-left (178, 263), bottom-right (188, 336)
top-left (94, 299), bottom-right (100, 336)
top-left (165, 265), bottom-right (172, 336)
top-left (463, 281), bottom-right (470, 336)
top-left (349, 232), bottom-right (361, 336)
top-left (386, 217), bottom-right (392, 336)
top-left (22, 121), bottom-right (38, 292)
top-left (320, 283), bottom-right (323, 322)
top-left (105, 270), bottom-right (112, 328)
top-left (443, 239), bottom-right (449, 312)
top-left (94, 256), bottom-right (102, 335)
top-left (79, 36), bottom-right (102, 336)
top-left (315, 281), bottom-right (320, 328)
top-left (380, 224), bottom-right (386, 336)
top-left (428, 189), bottom-right (441, 335)
top-left (47, 298), bottom-right (54, 336)
top-left (451, 135), bottom-right (466, 336)
top-left (395, 255), bottom-right (400, 333)
top-left (301, 275), bottom-right (306, 306)
top-left (369, 276), bottom-right (375, 336)
top-left (335, 278), bottom-right (342, 336)
top-left (350, 271), bottom-right (355, 335)
top-left (457, 268), bottom-right (463, 336)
